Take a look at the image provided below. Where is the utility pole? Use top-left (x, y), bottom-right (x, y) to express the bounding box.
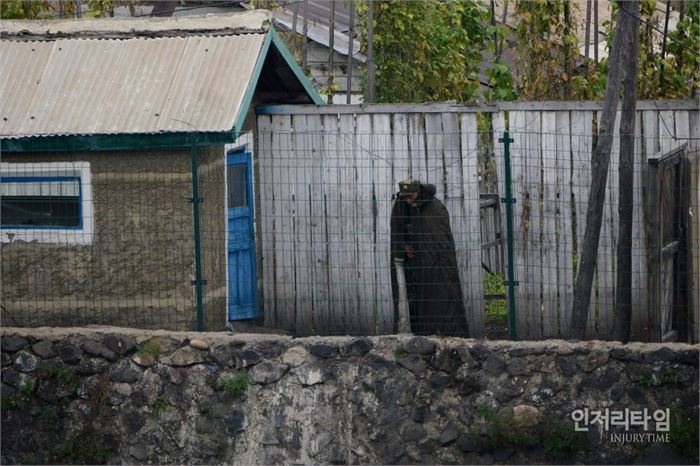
top-left (570, 0), bottom-right (637, 339)
top-left (301, 0), bottom-right (308, 72)
top-left (346, 0), bottom-right (355, 104)
top-left (614, 0), bottom-right (640, 342)
top-left (367, 0), bottom-right (375, 103)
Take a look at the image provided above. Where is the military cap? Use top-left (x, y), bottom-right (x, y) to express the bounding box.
top-left (398, 178), bottom-right (420, 197)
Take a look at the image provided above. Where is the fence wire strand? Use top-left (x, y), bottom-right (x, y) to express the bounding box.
top-left (1, 109), bottom-right (697, 343)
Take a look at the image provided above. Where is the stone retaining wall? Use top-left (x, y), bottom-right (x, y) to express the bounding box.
top-left (1, 327), bottom-right (698, 465)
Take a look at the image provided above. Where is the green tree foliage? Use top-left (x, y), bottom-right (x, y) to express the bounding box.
top-left (85, 0), bottom-right (114, 18)
top-left (1, 1), bottom-right (131, 19)
top-left (666, 1), bottom-right (700, 98)
top-left (1, 1), bottom-right (53, 19)
top-left (484, 20), bottom-right (518, 101)
top-left (609, 0), bottom-right (699, 99)
top-left (357, 0), bottom-right (489, 103)
top-left (515, 0), bottom-right (604, 100)
top-left (484, 62), bottom-right (518, 101)
top-left (515, 0), bottom-right (698, 101)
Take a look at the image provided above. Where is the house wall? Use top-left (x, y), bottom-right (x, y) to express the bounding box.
top-left (0, 145), bottom-right (226, 331)
top-left (306, 42), bottom-right (364, 102)
top-left (199, 145), bottom-right (227, 330)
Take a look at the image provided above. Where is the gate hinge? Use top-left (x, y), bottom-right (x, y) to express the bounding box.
top-left (503, 281), bottom-right (519, 287)
top-left (188, 197), bottom-right (204, 203)
top-left (191, 279), bottom-right (208, 286)
top-left (501, 197), bottom-right (517, 204)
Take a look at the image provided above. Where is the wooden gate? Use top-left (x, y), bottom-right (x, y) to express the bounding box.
top-left (646, 143), bottom-right (693, 342)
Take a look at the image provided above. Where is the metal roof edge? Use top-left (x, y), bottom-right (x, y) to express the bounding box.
top-left (232, 29), bottom-right (273, 138)
top-left (0, 131), bottom-right (235, 153)
top-left (272, 11), bottom-right (366, 63)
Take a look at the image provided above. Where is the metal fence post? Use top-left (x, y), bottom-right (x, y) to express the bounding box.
top-left (499, 131), bottom-right (518, 340)
top-left (190, 143), bottom-right (205, 331)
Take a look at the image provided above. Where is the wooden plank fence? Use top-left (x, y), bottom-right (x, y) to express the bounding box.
top-left (256, 110), bottom-right (484, 336)
top-left (255, 101), bottom-right (698, 340)
top-left (495, 106), bottom-right (697, 340)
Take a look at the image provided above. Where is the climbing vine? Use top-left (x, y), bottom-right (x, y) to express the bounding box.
top-left (483, 18), bottom-right (518, 101)
top-left (1, 0), bottom-right (53, 19)
top-left (0, 1), bottom-right (135, 19)
top-left (666, 1), bottom-right (700, 98)
top-left (513, 0), bottom-right (698, 101)
top-left (356, 0), bottom-right (489, 103)
top-left (514, 0), bottom-right (604, 100)
top-left (605, 0), bottom-right (699, 99)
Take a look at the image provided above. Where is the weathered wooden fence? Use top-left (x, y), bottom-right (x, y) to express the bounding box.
top-left (255, 109), bottom-right (484, 336)
top-left (492, 102), bottom-right (697, 340)
top-left (255, 101), bottom-right (698, 340)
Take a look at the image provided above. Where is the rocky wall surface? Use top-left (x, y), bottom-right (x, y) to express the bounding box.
top-left (1, 327), bottom-right (698, 465)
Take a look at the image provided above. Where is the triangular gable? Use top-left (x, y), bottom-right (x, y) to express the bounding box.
top-left (232, 26), bottom-right (324, 138)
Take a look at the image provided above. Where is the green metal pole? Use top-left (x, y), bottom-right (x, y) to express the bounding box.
top-left (499, 131), bottom-right (518, 340)
top-left (190, 144), bottom-right (205, 331)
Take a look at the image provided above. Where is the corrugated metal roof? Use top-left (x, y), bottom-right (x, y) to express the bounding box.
top-left (0, 32), bottom-right (266, 138)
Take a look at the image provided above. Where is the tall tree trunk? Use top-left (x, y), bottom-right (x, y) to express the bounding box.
top-left (614, 0), bottom-right (640, 342)
top-left (563, 0), bottom-right (572, 99)
top-left (490, 0), bottom-right (498, 60)
top-left (570, 0), bottom-right (636, 339)
top-left (677, 2), bottom-right (685, 77)
top-left (584, 0), bottom-right (591, 59)
top-left (346, 0), bottom-right (355, 104)
top-left (593, 0), bottom-right (599, 63)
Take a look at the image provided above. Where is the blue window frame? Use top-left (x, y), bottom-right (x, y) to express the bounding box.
top-left (1, 162), bottom-right (94, 245)
top-left (1, 176), bottom-right (82, 229)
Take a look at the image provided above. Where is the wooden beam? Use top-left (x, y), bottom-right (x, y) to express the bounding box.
top-left (571, 0), bottom-right (635, 340)
top-left (646, 159), bottom-right (662, 341)
top-left (346, 0), bottom-right (355, 104)
top-left (256, 100), bottom-right (699, 115)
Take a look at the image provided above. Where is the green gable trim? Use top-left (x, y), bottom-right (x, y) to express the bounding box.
top-left (1, 131), bottom-right (236, 153)
top-left (232, 27), bottom-right (324, 137)
top-left (269, 27), bottom-right (324, 106)
top-left (232, 28), bottom-right (273, 138)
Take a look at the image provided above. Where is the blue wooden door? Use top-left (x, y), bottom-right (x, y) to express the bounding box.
top-left (226, 148), bottom-right (259, 320)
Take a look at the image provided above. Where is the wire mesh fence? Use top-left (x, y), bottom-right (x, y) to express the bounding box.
top-left (0, 146), bottom-right (227, 331)
top-left (256, 107), bottom-right (698, 341)
top-left (256, 113), bottom-right (485, 337)
top-left (1, 103), bottom-right (697, 342)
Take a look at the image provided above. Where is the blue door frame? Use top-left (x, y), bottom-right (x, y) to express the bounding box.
top-left (226, 147), bottom-right (259, 320)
